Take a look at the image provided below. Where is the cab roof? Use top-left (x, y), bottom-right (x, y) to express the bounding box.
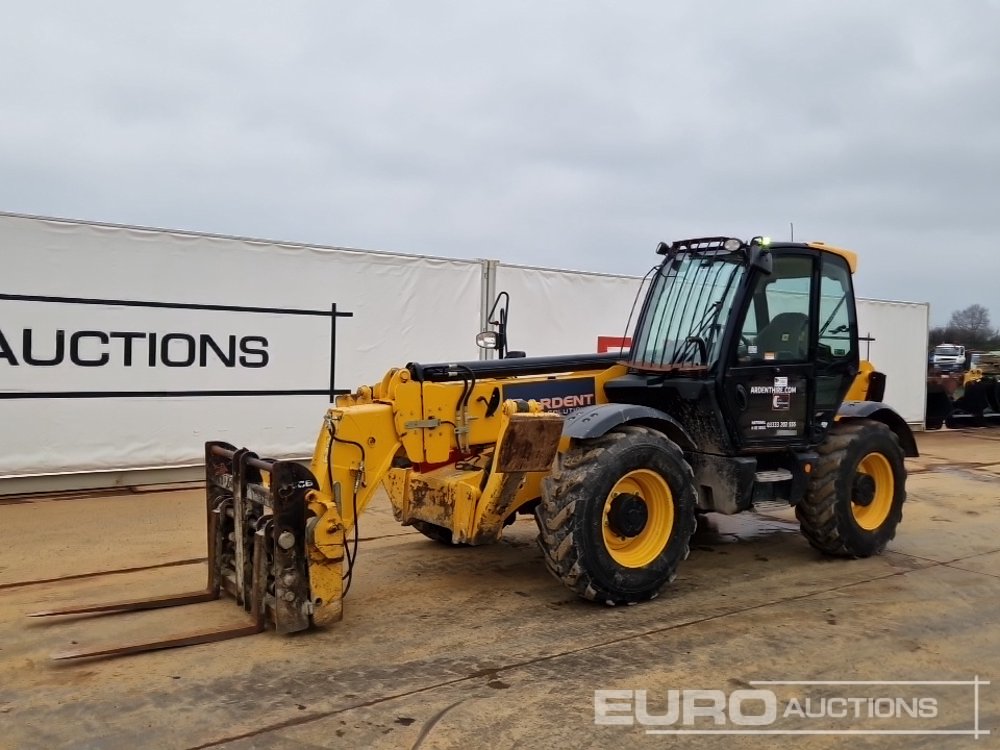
top-left (658, 236), bottom-right (859, 274)
top-left (805, 241), bottom-right (858, 273)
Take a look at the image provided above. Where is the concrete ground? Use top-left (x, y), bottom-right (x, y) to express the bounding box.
top-left (1, 430), bottom-right (998, 749)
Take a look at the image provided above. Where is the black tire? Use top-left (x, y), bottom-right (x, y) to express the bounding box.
top-left (987, 379), bottom-right (1000, 413)
top-left (535, 425), bottom-right (697, 605)
top-left (924, 389), bottom-right (952, 430)
top-left (411, 520), bottom-right (469, 546)
top-left (796, 419), bottom-right (906, 558)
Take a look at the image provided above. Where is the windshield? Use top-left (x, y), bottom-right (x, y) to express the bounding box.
top-left (935, 346), bottom-right (962, 356)
top-left (629, 250), bottom-right (746, 369)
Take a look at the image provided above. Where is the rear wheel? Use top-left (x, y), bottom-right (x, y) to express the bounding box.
top-left (535, 426), bottom-right (697, 605)
top-left (796, 419), bottom-right (906, 557)
top-left (986, 378), bottom-right (1000, 413)
top-left (924, 388), bottom-right (952, 430)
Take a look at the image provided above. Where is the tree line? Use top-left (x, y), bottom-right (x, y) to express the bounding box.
top-left (929, 304), bottom-right (1000, 351)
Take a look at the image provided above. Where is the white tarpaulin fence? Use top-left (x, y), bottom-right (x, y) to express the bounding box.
top-left (855, 298), bottom-right (930, 425)
top-left (493, 264), bottom-right (645, 356)
top-left (1, 214), bottom-right (483, 480)
top-left (1, 213), bottom-right (929, 488)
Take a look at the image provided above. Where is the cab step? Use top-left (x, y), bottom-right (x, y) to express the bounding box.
top-left (754, 469), bottom-right (793, 483)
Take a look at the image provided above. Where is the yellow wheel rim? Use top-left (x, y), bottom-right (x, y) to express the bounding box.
top-left (851, 452), bottom-right (895, 531)
top-left (602, 469), bottom-right (674, 568)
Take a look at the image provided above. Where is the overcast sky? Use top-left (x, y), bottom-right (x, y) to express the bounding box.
top-left (1, 2), bottom-right (997, 325)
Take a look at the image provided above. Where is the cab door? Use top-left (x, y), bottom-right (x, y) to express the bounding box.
top-left (723, 252), bottom-right (817, 449)
top-left (813, 254), bottom-right (860, 433)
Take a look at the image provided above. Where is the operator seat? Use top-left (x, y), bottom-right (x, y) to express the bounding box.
top-left (754, 312), bottom-right (809, 360)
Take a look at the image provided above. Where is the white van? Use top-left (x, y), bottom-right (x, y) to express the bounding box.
top-left (932, 343), bottom-right (966, 372)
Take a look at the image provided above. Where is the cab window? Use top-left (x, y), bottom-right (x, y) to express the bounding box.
top-left (817, 256), bottom-right (856, 362)
top-left (738, 255), bottom-right (814, 362)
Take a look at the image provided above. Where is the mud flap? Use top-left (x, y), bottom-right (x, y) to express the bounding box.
top-left (495, 407), bottom-right (564, 473)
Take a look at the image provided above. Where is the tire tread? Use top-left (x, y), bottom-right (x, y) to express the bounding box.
top-left (536, 427), bottom-right (696, 604)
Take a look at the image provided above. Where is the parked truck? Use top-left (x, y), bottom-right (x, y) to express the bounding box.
top-left (931, 343), bottom-right (966, 373)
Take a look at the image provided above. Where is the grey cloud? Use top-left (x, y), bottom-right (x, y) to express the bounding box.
top-left (1, 1), bottom-right (998, 325)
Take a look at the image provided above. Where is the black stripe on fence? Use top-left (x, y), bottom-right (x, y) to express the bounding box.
top-left (0, 294), bottom-right (353, 400)
top-left (0, 293), bottom-right (353, 318)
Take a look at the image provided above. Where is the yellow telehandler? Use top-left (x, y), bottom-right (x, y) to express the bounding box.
top-left (35, 236), bottom-right (917, 659)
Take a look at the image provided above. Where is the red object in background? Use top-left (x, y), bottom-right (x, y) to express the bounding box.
top-left (597, 336), bottom-right (631, 353)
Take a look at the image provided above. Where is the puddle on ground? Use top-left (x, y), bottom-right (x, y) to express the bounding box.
top-left (929, 466), bottom-right (1000, 484)
top-left (693, 511), bottom-right (799, 546)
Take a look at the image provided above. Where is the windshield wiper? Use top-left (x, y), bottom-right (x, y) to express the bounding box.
top-left (673, 299), bottom-right (723, 365)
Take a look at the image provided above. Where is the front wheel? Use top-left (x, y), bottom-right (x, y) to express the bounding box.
top-left (535, 426), bottom-right (697, 605)
top-left (796, 419), bottom-right (907, 557)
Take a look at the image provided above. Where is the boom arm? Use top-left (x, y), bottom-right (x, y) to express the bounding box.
top-left (301, 366), bottom-right (566, 621)
top-left (303, 401), bottom-right (402, 617)
top-left (30, 358), bottom-right (616, 659)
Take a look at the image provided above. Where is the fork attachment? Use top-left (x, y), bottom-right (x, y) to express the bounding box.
top-left (203, 442), bottom-right (318, 632)
top-left (30, 442), bottom-right (320, 660)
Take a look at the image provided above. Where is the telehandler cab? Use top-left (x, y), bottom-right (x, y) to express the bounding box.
top-left (35, 236), bottom-right (916, 659)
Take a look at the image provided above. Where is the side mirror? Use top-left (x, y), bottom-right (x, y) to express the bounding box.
top-left (476, 331), bottom-right (499, 350)
top-left (481, 291), bottom-right (511, 357)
